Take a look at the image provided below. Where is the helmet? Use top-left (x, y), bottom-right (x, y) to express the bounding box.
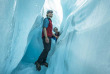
top-left (47, 10), bottom-right (53, 14)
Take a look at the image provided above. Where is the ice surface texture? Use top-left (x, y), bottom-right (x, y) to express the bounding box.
top-left (0, 0), bottom-right (110, 74)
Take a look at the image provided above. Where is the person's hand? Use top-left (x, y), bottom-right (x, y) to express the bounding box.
top-left (55, 36), bottom-right (58, 39)
top-left (45, 37), bottom-right (49, 43)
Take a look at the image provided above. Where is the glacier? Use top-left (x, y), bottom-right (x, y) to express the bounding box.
top-left (0, 0), bottom-right (110, 74)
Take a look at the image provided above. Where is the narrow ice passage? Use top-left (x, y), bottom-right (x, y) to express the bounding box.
top-left (0, 0), bottom-right (110, 74)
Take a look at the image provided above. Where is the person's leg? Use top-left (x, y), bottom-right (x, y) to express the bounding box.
top-left (41, 37), bottom-right (51, 67)
top-left (42, 37), bottom-right (51, 63)
top-left (35, 37), bottom-right (46, 71)
top-left (35, 37), bottom-right (51, 67)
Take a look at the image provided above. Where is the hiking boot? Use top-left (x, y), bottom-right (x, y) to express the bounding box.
top-left (42, 62), bottom-right (48, 67)
top-left (35, 62), bottom-right (41, 71)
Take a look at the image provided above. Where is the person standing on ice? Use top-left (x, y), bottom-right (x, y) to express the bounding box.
top-left (35, 10), bottom-right (58, 71)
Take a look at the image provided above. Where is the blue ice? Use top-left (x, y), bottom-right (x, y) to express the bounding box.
top-left (0, 0), bottom-right (110, 74)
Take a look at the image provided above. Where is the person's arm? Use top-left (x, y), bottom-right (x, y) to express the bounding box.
top-left (52, 33), bottom-right (58, 39)
top-left (43, 28), bottom-right (49, 43)
top-left (44, 28), bottom-right (48, 38)
top-left (43, 18), bottom-right (49, 43)
top-left (52, 33), bottom-right (56, 37)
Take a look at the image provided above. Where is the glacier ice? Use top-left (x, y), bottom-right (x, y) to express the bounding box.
top-left (0, 0), bottom-right (110, 74)
top-left (46, 0), bottom-right (110, 74)
top-left (0, 0), bottom-right (45, 73)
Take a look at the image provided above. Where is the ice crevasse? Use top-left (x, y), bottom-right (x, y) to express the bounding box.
top-left (0, 0), bottom-right (110, 74)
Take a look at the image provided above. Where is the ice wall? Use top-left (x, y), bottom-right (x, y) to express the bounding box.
top-left (0, 0), bottom-right (17, 73)
top-left (0, 0), bottom-right (110, 74)
top-left (0, 0), bottom-right (44, 74)
top-left (46, 0), bottom-right (110, 74)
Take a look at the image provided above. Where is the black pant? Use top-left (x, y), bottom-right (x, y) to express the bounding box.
top-left (37, 37), bottom-right (51, 64)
